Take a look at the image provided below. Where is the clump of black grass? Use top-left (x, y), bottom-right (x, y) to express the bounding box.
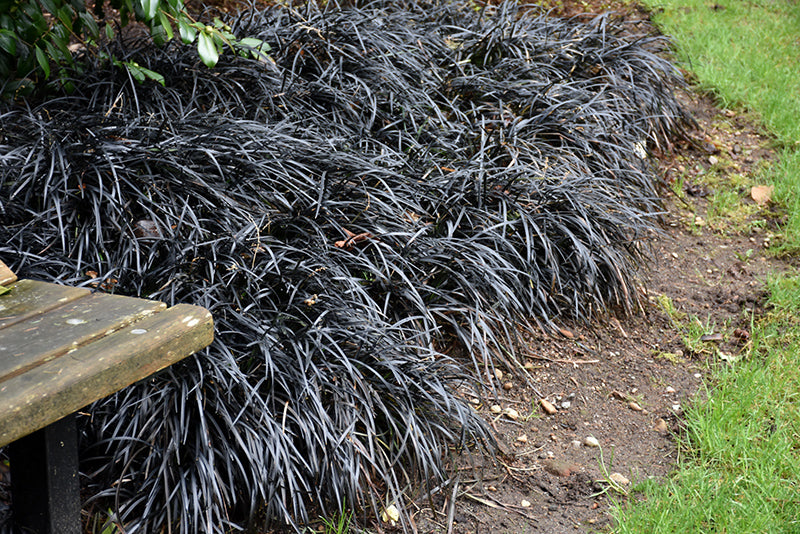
top-left (0, 1), bottom-right (693, 532)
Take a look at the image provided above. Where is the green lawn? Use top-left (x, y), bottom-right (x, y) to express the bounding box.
top-left (613, 1), bottom-right (800, 532)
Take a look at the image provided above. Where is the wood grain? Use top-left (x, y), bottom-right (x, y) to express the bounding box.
top-left (0, 304), bottom-right (213, 447)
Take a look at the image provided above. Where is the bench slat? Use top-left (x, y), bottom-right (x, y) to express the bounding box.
top-left (0, 303), bottom-right (213, 447)
top-left (0, 292), bottom-right (166, 384)
top-left (0, 280), bottom-right (91, 330)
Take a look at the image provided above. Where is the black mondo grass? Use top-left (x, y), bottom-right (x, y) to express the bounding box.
top-left (0, 1), bottom-right (692, 532)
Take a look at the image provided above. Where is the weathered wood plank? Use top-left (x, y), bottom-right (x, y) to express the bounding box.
top-left (0, 304), bottom-right (213, 447)
top-left (0, 260), bottom-right (17, 286)
top-left (0, 293), bottom-right (166, 383)
top-left (0, 280), bottom-right (91, 330)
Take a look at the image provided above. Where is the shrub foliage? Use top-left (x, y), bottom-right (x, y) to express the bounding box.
top-left (0, 1), bottom-right (691, 532)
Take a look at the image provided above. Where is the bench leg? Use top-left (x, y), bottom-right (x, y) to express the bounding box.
top-left (8, 414), bottom-right (81, 534)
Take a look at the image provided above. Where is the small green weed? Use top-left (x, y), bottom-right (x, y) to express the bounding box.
top-left (318, 508), bottom-right (354, 534)
top-left (655, 294), bottom-right (723, 356)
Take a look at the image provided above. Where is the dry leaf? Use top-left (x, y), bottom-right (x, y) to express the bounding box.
top-left (750, 185), bottom-right (774, 205)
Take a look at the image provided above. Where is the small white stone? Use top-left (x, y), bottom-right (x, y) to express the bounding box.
top-left (490, 404), bottom-right (502, 414)
top-left (561, 401), bottom-right (571, 410)
top-left (583, 436), bottom-right (600, 448)
top-left (520, 499), bottom-right (531, 508)
top-left (571, 440), bottom-right (582, 449)
top-left (694, 373), bottom-right (702, 378)
top-left (665, 386), bottom-right (676, 394)
top-left (504, 407), bottom-right (520, 421)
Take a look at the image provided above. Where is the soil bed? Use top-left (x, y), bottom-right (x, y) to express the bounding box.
top-left (409, 75), bottom-right (789, 534)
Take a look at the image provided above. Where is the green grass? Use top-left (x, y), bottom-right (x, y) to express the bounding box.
top-left (615, 0), bottom-right (800, 531)
top-left (615, 279), bottom-right (800, 533)
top-left (641, 0), bottom-right (800, 252)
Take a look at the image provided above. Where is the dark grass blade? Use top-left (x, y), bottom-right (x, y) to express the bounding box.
top-left (0, 1), bottom-right (692, 532)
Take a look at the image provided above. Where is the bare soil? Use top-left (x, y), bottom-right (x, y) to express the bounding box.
top-left (406, 4), bottom-right (793, 533)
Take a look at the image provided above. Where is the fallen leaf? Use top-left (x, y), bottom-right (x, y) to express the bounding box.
top-left (381, 504), bottom-right (400, 525)
top-left (750, 185), bottom-right (774, 205)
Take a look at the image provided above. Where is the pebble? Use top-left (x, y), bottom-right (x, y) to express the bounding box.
top-left (524, 361), bottom-right (535, 370)
top-left (543, 459), bottom-right (578, 477)
top-left (495, 369), bottom-right (504, 381)
top-left (571, 440), bottom-right (582, 449)
top-left (709, 155), bottom-right (719, 166)
top-left (628, 401), bottom-right (643, 412)
top-left (654, 418), bottom-right (668, 433)
top-left (503, 407), bottom-right (520, 421)
top-left (583, 436), bottom-right (600, 448)
top-left (503, 381), bottom-right (514, 391)
top-left (521, 499), bottom-right (531, 508)
top-left (665, 386), bottom-right (676, 394)
top-left (540, 398), bottom-right (558, 415)
top-left (609, 472), bottom-right (630, 486)
top-left (490, 404), bottom-right (502, 414)
top-left (488, 485), bottom-right (497, 492)
top-left (517, 434), bottom-right (528, 443)
top-left (561, 401), bottom-right (572, 410)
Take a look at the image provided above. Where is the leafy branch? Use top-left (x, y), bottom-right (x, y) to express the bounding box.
top-left (0, 0), bottom-right (270, 97)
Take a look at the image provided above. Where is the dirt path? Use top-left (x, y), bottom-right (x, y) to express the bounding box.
top-left (409, 57), bottom-right (791, 534)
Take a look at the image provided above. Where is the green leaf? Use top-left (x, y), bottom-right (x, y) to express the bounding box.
top-left (34, 45), bottom-right (49, 77)
top-left (105, 22), bottom-right (115, 40)
top-left (139, 66), bottom-right (165, 86)
top-left (0, 286), bottom-right (10, 296)
top-left (126, 62), bottom-right (145, 82)
top-left (78, 12), bottom-right (100, 39)
top-left (177, 18), bottom-right (196, 43)
top-left (0, 29), bottom-right (16, 56)
top-left (39, 0), bottom-right (58, 14)
top-left (56, 5), bottom-right (75, 30)
top-left (236, 37), bottom-right (271, 61)
top-left (197, 31), bottom-right (218, 68)
top-left (123, 60), bottom-right (165, 86)
top-left (157, 11), bottom-right (173, 40)
top-left (149, 22), bottom-right (167, 46)
top-left (238, 37), bottom-right (270, 51)
top-left (140, 0), bottom-right (158, 20)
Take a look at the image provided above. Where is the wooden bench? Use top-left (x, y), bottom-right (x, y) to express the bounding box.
top-left (0, 259), bottom-right (214, 533)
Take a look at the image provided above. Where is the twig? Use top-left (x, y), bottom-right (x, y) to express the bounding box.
top-left (463, 493), bottom-right (539, 522)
